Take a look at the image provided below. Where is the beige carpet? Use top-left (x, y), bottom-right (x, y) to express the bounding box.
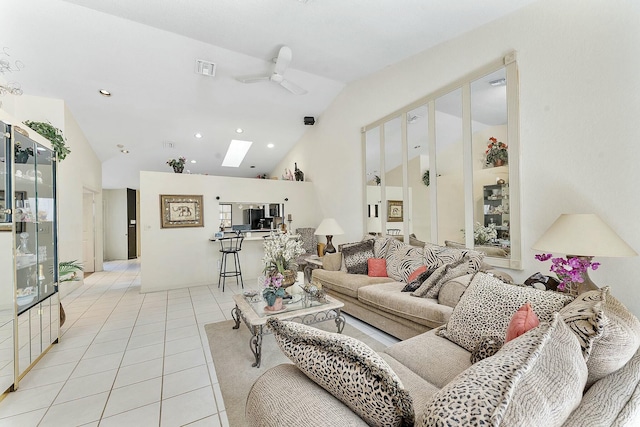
top-left (204, 319), bottom-right (386, 427)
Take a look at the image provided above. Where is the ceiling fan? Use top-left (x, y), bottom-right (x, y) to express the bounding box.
top-left (236, 46), bottom-right (308, 95)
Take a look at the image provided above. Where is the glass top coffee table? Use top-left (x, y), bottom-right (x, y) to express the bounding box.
top-left (231, 289), bottom-right (345, 368)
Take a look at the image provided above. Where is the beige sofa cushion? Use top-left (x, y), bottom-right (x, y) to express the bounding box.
top-left (421, 315), bottom-right (588, 427)
top-left (438, 272), bottom-right (574, 352)
top-left (312, 269), bottom-right (392, 298)
top-left (563, 347), bottom-right (640, 427)
top-left (437, 274), bottom-right (474, 308)
top-left (384, 328), bottom-right (472, 389)
top-left (583, 288), bottom-right (640, 388)
top-left (322, 252), bottom-right (342, 271)
top-left (381, 353), bottom-right (440, 424)
top-left (358, 282), bottom-right (453, 328)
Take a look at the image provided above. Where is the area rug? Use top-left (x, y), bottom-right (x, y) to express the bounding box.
top-left (205, 319), bottom-right (386, 427)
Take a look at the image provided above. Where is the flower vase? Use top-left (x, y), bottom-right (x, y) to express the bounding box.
top-left (173, 165), bottom-right (184, 173)
top-left (493, 159), bottom-right (505, 167)
top-left (282, 270), bottom-right (296, 288)
top-left (265, 297), bottom-right (283, 312)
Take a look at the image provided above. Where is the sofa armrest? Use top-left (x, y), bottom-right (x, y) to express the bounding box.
top-left (246, 363), bottom-right (368, 426)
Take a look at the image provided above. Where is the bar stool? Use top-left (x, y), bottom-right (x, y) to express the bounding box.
top-left (218, 235), bottom-right (244, 291)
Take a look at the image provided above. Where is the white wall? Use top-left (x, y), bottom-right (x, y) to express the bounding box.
top-left (139, 172), bottom-right (321, 293)
top-left (1, 96), bottom-right (104, 273)
top-left (273, 0), bottom-right (640, 317)
top-left (103, 189), bottom-right (128, 261)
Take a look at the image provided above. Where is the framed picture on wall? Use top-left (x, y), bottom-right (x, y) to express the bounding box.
top-left (160, 194), bottom-right (204, 228)
top-left (387, 200), bottom-right (403, 222)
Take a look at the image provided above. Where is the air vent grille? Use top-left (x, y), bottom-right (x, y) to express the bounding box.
top-left (162, 141), bottom-right (175, 149)
top-left (195, 59), bottom-right (216, 77)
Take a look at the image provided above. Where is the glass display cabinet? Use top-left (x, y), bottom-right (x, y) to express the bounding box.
top-left (0, 119), bottom-right (59, 392)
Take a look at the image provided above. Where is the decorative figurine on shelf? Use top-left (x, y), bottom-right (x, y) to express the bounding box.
top-left (294, 163), bottom-right (304, 181)
top-left (283, 168), bottom-right (294, 181)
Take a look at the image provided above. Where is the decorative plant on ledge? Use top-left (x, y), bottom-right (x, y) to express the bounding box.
top-left (485, 137), bottom-right (508, 167)
top-left (167, 157), bottom-right (186, 173)
top-left (14, 141), bottom-right (34, 163)
top-left (23, 120), bottom-right (70, 161)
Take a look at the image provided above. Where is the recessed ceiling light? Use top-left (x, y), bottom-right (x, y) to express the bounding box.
top-left (99, 89), bottom-right (111, 97)
top-left (190, 160), bottom-right (196, 163)
top-left (222, 139), bottom-right (253, 167)
top-left (120, 149), bottom-right (129, 154)
top-left (267, 143), bottom-right (274, 148)
top-left (116, 144), bottom-right (124, 148)
top-left (236, 128), bottom-right (243, 134)
top-left (194, 133), bottom-right (202, 139)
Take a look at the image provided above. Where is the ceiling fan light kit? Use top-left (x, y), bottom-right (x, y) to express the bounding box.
top-left (236, 46), bottom-right (308, 95)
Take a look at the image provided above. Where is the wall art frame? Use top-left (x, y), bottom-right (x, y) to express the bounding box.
top-left (387, 200), bottom-right (403, 222)
top-left (160, 194), bottom-right (204, 228)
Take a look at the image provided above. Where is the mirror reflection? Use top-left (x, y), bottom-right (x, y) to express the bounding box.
top-left (362, 54), bottom-right (519, 267)
top-left (435, 87), bottom-right (464, 245)
top-left (471, 68), bottom-right (510, 258)
top-left (365, 127), bottom-right (382, 235)
top-left (383, 117), bottom-right (403, 237)
top-left (407, 105), bottom-right (430, 243)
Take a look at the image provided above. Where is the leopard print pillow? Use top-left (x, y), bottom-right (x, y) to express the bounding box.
top-left (438, 272), bottom-right (574, 352)
top-left (268, 318), bottom-right (414, 427)
top-left (470, 336), bottom-right (504, 364)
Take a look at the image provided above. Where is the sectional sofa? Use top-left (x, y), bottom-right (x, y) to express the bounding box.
top-left (311, 236), bottom-right (512, 339)
top-left (246, 275), bottom-right (640, 426)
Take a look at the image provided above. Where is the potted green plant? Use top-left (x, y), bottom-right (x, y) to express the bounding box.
top-left (23, 120), bottom-right (71, 161)
top-left (485, 137), bottom-right (508, 167)
top-left (167, 157), bottom-right (186, 173)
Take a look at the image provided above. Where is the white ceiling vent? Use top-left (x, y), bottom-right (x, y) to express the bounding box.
top-left (195, 59), bottom-right (216, 77)
top-left (162, 141), bottom-right (175, 149)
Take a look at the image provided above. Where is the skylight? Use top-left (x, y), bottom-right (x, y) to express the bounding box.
top-left (222, 139), bottom-right (253, 167)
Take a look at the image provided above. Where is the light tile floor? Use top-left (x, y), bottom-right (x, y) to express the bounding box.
top-left (0, 259), bottom-right (399, 426)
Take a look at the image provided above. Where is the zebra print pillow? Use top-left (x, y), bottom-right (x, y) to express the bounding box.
top-left (385, 239), bottom-right (426, 283)
top-left (424, 242), bottom-right (484, 273)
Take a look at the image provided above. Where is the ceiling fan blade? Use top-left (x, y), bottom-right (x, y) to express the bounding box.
top-left (235, 75), bottom-right (270, 83)
top-left (280, 79), bottom-right (308, 95)
top-left (273, 46), bottom-right (292, 76)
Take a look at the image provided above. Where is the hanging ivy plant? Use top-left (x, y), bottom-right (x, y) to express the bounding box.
top-left (23, 120), bottom-right (70, 161)
top-left (422, 170), bottom-right (430, 186)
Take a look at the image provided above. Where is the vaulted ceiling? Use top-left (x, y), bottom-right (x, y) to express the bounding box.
top-left (1, 0), bottom-right (537, 188)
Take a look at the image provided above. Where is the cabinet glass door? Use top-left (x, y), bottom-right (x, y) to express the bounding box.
top-left (0, 121), bottom-right (9, 225)
top-left (14, 132), bottom-right (57, 315)
top-left (34, 141), bottom-right (57, 303)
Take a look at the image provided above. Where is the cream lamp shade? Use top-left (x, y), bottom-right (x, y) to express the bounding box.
top-left (315, 218), bottom-right (344, 254)
top-left (532, 214), bottom-right (637, 257)
top-left (314, 218), bottom-right (345, 237)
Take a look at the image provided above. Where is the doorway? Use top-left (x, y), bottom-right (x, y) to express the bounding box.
top-left (127, 188), bottom-right (137, 259)
top-left (82, 190), bottom-right (96, 273)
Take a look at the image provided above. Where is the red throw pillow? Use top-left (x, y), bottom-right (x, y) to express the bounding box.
top-left (367, 258), bottom-right (387, 277)
top-left (505, 303), bottom-right (540, 342)
top-left (407, 265), bottom-right (427, 283)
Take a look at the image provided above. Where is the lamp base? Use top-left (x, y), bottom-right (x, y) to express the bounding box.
top-left (325, 235), bottom-right (336, 253)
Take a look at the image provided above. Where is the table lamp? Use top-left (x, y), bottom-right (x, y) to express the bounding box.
top-left (532, 213), bottom-right (637, 294)
top-left (315, 218), bottom-right (344, 254)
